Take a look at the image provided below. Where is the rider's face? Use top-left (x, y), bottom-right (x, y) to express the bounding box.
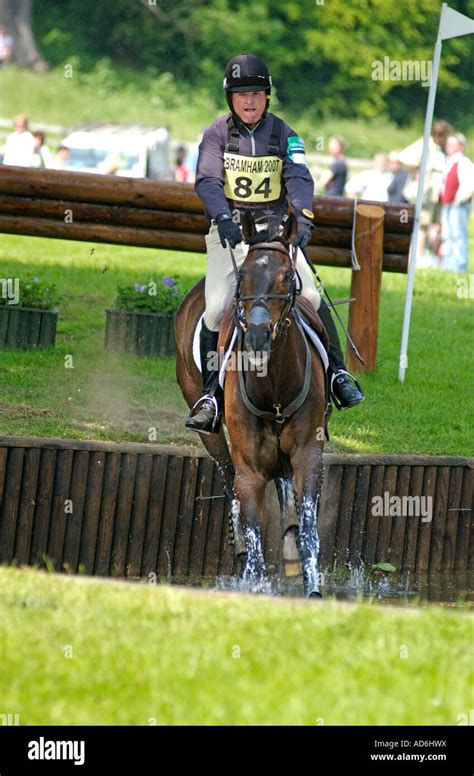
top-left (231, 91), bottom-right (267, 126)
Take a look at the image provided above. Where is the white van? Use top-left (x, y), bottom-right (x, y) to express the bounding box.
top-left (59, 122), bottom-right (172, 180)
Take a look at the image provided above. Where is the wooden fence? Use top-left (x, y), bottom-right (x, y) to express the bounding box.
top-left (0, 166), bottom-right (414, 371)
top-left (0, 436), bottom-right (471, 578)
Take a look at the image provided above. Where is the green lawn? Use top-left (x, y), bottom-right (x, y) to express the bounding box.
top-left (0, 566), bottom-right (471, 726)
top-left (0, 232), bottom-right (473, 455)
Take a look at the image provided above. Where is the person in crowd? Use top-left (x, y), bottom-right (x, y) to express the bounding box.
top-left (2, 114), bottom-right (36, 166)
top-left (183, 129), bottom-right (205, 183)
top-left (387, 151), bottom-right (408, 203)
top-left (50, 145), bottom-right (71, 170)
top-left (0, 25), bottom-right (13, 67)
top-left (345, 153), bottom-right (390, 201)
top-left (175, 144), bottom-right (190, 182)
top-left (400, 120), bottom-right (453, 265)
top-left (31, 131), bottom-right (53, 169)
top-left (319, 136), bottom-right (347, 197)
top-left (440, 133), bottom-right (473, 273)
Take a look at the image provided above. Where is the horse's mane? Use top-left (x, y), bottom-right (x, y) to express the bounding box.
top-left (246, 230), bottom-right (288, 248)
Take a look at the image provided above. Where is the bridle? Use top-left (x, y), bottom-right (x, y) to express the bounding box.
top-left (231, 240), bottom-right (300, 339)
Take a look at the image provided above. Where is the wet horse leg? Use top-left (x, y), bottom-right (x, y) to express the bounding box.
top-left (233, 466), bottom-right (267, 583)
top-left (274, 477), bottom-right (301, 577)
top-left (199, 430), bottom-right (247, 561)
top-left (292, 448), bottom-right (325, 598)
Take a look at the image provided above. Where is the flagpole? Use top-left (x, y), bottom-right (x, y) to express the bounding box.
top-left (398, 4), bottom-right (445, 383)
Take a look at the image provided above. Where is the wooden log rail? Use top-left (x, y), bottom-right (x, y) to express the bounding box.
top-left (0, 166), bottom-right (415, 370)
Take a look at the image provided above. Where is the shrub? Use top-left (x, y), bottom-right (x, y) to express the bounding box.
top-left (0, 277), bottom-right (61, 310)
top-left (113, 277), bottom-right (184, 314)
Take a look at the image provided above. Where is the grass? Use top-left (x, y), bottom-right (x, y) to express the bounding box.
top-left (0, 232), bottom-right (473, 455)
top-left (0, 566), bottom-right (471, 725)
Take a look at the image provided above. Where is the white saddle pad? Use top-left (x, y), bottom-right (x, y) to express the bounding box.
top-left (192, 315), bottom-right (238, 389)
top-left (193, 314), bottom-right (328, 391)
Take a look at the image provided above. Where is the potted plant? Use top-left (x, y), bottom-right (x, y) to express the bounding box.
top-left (0, 276), bottom-right (60, 349)
top-left (105, 277), bottom-right (184, 357)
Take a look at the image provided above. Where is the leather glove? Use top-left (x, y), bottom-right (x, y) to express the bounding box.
top-left (293, 221), bottom-right (313, 250)
top-left (217, 216), bottom-right (242, 249)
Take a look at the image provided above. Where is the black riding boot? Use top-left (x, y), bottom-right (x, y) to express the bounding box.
top-left (185, 320), bottom-right (223, 434)
top-left (317, 298), bottom-right (365, 410)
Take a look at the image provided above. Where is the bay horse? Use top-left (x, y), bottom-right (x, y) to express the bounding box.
top-left (175, 212), bottom-right (329, 598)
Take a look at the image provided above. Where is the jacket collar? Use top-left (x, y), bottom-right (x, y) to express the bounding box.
top-left (229, 110), bottom-right (269, 134)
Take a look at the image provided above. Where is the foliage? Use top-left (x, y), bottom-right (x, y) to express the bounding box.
top-left (32, 0), bottom-right (474, 130)
top-left (114, 277), bottom-right (184, 314)
top-left (0, 276), bottom-right (61, 310)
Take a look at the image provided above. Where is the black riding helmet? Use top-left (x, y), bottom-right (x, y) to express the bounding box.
top-left (223, 54), bottom-right (272, 116)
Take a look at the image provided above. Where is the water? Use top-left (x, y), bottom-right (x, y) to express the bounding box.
top-left (163, 569), bottom-right (474, 608)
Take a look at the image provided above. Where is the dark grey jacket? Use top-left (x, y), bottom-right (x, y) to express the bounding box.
top-left (195, 111), bottom-right (314, 226)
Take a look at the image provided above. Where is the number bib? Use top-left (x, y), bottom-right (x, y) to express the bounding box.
top-left (223, 152), bottom-right (283, 204)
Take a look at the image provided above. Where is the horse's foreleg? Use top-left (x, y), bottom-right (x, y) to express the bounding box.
top-left (199, 431), bottom-right (247, 560)
top-left (292, 450), bottom-right (325, 598)
top-left (233, 467), bottom-right (267, 584)
top-left (274, 477), bottom-right (301, 578)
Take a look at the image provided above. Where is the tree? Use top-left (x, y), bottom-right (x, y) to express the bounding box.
top-left (0, 0), bottom-right (48, 70)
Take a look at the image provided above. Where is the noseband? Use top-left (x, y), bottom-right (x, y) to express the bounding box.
top-left (233, 241), bottom-right (299, 338)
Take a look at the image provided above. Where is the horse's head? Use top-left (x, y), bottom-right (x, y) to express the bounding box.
top-left (236, 211), bottom-right (298, 360)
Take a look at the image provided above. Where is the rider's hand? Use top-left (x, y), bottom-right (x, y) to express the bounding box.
top-left (216, 215), bottom-right (242, 249)
top-left (293, 221), bottom-right (312, 250)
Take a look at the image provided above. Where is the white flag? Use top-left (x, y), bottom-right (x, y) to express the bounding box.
top-left (440, 4), bottom-right (474, 40)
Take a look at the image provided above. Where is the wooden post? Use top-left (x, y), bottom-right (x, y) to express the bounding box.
top-left (347, 204), bottom-right (384, 372)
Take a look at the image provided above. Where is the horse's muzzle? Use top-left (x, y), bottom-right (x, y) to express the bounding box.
top-left (244, 323), bottom-right (272, 360)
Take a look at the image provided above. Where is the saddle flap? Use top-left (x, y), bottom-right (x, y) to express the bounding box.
top-left (217, 308), bottom-right (236, 354)
top-left (295, 296), bottom-right (329, 352)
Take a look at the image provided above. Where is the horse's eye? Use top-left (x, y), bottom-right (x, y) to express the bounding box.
top-left (284, 271), bottom-right (292, 284)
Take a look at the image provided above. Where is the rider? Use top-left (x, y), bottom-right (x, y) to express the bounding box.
top-left (186, 53), bottom-right (364, 434)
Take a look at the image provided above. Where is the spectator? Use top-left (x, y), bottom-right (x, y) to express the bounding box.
top-left (3, 114), bottom-right (36, 166)
top-left (183, 129), bottom-right (206, 184)
top-left (0, 25), bottom-right (13, 67)
top-left (399, 120), bottom-right (452, 265)
top-left (175, 144), bottom-right (190, 182)
top-left (50, 145), bottom-right (71, 170)
top-left (100, 153), bottom-right (122, 175)
top-left (319, 136), bottom-right (347, 197)
top-left (345, 153), bottom-right (390, 201)
top-left (440, 133), bottom-right (473, 273)
top-left (31, 131), bottom-right (53, 169)
top-left (387, 151), bottom-right (408, 203)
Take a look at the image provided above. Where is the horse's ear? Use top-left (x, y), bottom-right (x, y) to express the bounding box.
top-left (242, 211), bottom-right (257, 243)
top-left (282, 213), bottom-right (298, 245)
